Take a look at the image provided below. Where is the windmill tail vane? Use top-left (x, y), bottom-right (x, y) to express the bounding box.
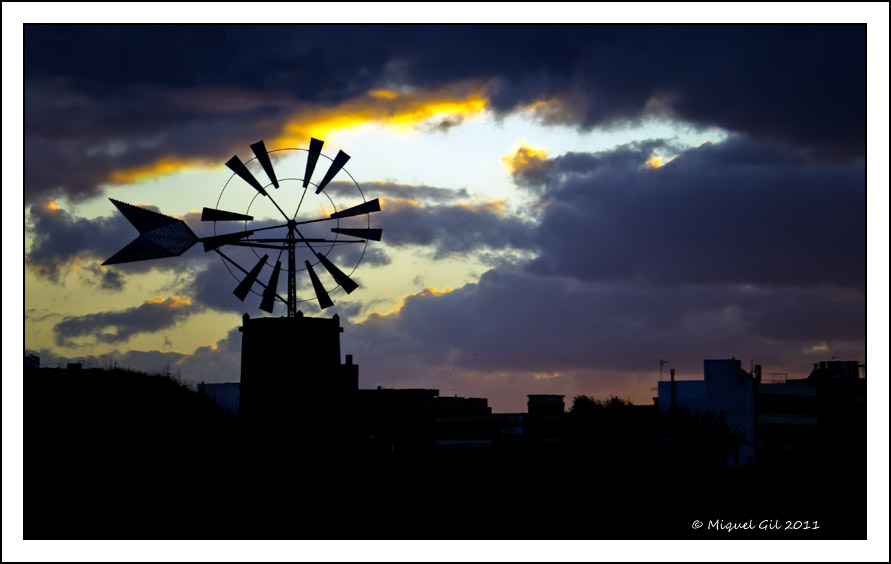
top-left (103, 138), bottom-right (382, 316)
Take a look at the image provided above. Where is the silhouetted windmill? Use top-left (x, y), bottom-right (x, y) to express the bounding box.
top-left (104, 139), bottom-right (382, 316)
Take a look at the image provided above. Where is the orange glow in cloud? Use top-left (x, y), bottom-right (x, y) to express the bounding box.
top-left (501, 140), bottom-right (549, 174)
top-left (143, 296), bottom-right (193, 308)
top-left (645, 154), bottom-right (678, 169)
top-left (380, 286), bottom-right (454, 317)
top-left (378, 195), bottom-right (422, 210)
top-left (533, 371), bottom-right (561, 380)
top-left (106, 83), bottom-right (488, 186)
top-left (46, 199), bottom-right (63, 211)
top-left (110, 156), bottom-right (216, 184)
top-left (274, 83), bottom-right (488, 146)
top-left (456, 198), bottom-right (509, 216)
top-left (382, 194), bottom-right (507, 216)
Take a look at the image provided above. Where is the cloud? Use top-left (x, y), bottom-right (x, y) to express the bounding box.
top-left (342, 266), bottom-right (865, 410)
top-left (53, 296), bottom-right (201, 347)
top-left (518, 135), bottom-right (865, 289)
top-left (25, 26), bottom-right (865, 206)
top-left (327, 245), bottom-right (391, 269)
top-left (25, 200), bottom-right (221, 285)
top-left (335, 134), bottom-right (865, 410)
top-left (174, 328), bottom-right (243, 385)
top-left (24, 74), bottom-right (485, 205)
top-left (83, 264), bottom-right (126, 292)
top-left (22, 25), bottom-right (869, 413)
top-left (373, 25), bottom-right (865, 159)
top-left (26, 199), bottom-right (133, 282)
top-left (24, 77), bottom-right (289, 203)
top-left (272, 82), bottom-right (488, 146)
top-left (378, 197), bottom-right (537, 258)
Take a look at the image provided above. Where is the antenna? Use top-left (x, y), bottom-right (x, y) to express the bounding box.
top-left (659, 359), bottom-right (669, 381)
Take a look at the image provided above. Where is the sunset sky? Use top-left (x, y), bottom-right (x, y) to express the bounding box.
top-left (13, 19), bottom-right (884, 415)
top-left (5, 5), bottom-right (891, 560)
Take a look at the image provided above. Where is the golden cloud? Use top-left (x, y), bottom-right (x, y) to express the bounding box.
top-left (501, 140), bottom-right (549, 175)
top-left (142, 295), bottom-right (193, 308)
top-left (106, 82), bottom-right (489, 186)
top-left (376, 285), bottom-right (455, 317)
top-left (456, 198), bottom-right (509, 216)
top-left (274, 82), bottom-right (489, 146)
top-left (644, 154), bottom-right (678, 169)
top-left (109, 156), bottom-right (217, 184)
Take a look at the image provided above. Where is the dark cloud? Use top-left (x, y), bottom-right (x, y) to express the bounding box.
top-left (24, 77), bottom-right (292, 203)
top-left (25, 25), bottom-right (391, 103)
top-left (53, 296), bottom-right (201, 347)
top-left (520, 135), bottom-right (865, 289)
top-left (379, 25), bottom-right (865, 160)
top-left (380, 198), bottom-right (537, 258)
top-left (84, 264), bottom-right (126, 292)
top-left (24, 25), bottom-right (865, 206)
top-left (26, 201), bottom-right (219, 283)
top-left (328, 245), bottom-right (391, 268)
top-left (183, 246), bottom-right (375, 319)
top-left (185, 255), bottom-right (309, 315)
top-left (186, 259), bottom-right (255, 313)
top-left (337, 135), bottom-right (865, 409)
top-left (26, 200), bottom-right (132, 281)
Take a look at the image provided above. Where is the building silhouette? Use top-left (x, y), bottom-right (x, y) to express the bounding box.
top-left (656, 358), bottom-right (866, 467)
top-left (202, 312), bottom-right (568, 458)
top-left (26, 317), bottom-right (867, 539)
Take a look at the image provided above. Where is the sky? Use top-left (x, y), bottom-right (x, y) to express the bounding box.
top-left (5, 5), bottom-right (890, 560)
top-left (13, 19), bottom-right (885, 415)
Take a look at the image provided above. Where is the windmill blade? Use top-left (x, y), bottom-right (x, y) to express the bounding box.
top-left (303, 137), bottom-right (324, 188)
top-left (330, 198), bottom-right (381, 219)
top-left (226, 155), bottom-right (268, 197)
top-left (305, 260), bottom-right (334, 309)
top-left (201, 207), bottom-right (254, 222)
top-left (233, 254), bottom-right (269, 301)
top-left (202, 230), bottom-right (255, 251)
top-left (102, 199), bottom-right (198, 265)
top-left (250, 140), bottom-right (279, 189)
top-left (331, 227), bottom-right (382, 241)
top-left (315, 150), bottom-right (350, 194)
top-left (316, 253), bottom-right (358, 294)
top-left (259, 261), bottom-right (282, 313)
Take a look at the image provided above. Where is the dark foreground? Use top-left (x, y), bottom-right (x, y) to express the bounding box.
top-left (27, 368), bottom-right (865, 540)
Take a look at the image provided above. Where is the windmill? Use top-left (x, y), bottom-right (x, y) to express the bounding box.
top-left (103, 139), bottom-right (382, 316)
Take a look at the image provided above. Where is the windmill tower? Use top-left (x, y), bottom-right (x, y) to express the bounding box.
top-left (104, 139), bottom-right (381, 437)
